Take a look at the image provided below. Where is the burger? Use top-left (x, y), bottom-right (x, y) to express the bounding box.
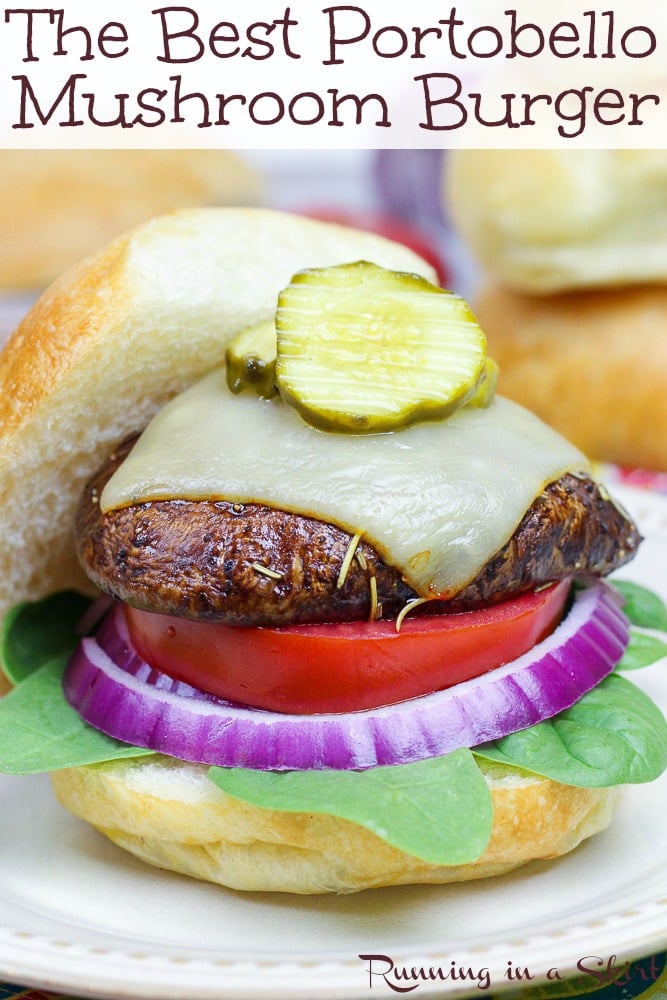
top-left (0, 208), bottom-right (665, 895)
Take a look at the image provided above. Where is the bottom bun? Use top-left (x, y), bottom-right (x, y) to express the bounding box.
top-left (51, 757), bottom-right (617, 894)
top-left (473, 283), bottom-right (667, 472)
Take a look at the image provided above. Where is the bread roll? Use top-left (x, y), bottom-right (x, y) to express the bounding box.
top-left (446, 150), bottom-right (667, 293)
top-left (0, 150), bottom-right (259, 290)
top-left (473, 283), bottom-right (667, 471)
top-left (51, 757), bottom-right (616, 894)
top-left (0, 208), bottom-right (437, 634)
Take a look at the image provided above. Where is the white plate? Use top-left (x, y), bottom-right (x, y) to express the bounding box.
top-left (1, 484), bottom-right (666, 1000)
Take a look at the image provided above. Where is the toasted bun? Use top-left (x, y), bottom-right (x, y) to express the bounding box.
top-left (445, 150), bottom-right (667, 293)
top-left (50, 757), bottom-right (616, 894)
top-left (0, 208), bottom-right (437, 640)
top-left (0, 151), bottom-right (260, 290)
top-left (473, 283), bottom-right (667, 471)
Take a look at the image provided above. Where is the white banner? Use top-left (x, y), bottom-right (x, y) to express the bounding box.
top-left (0, 0), bottom-right (664, 147)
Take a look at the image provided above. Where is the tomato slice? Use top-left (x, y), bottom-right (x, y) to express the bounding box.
top-left (124, 580), bottom-right (571, 715)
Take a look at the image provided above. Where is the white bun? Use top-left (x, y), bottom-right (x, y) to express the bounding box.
top-left (445, 150), bottom-right (667, 293)
top-left (473, 282), bottom-right (667, 471)
top-left (0, 150), bottom-right (260, 290)
top-left (51, 757), bottom-right (617, 894)
top-left (0, 207), bottom-right (437, 639)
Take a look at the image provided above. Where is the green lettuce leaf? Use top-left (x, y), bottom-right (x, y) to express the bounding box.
top-left (613, 580), bottom-right (667, 631)
top-left (209, 749), bottom-right (493, 865)
top-left (474, 673), bottom-right (667, 787)
top-left (1, 590), bottom-right (93, 685)
top-left (0, 654), bottom-right (153, 774)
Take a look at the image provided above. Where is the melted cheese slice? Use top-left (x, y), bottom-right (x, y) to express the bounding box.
top-left (101, 370), bottom-right (588, 598)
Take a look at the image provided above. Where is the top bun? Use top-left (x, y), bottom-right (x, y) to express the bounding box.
top-left (445, 149), bottom-right (667, 293)
top-left (0, 208), bottom-right (437, 636)
top-left (0, 150), bottom-right (260, 290)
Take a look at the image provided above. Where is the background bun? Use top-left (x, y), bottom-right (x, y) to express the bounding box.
top-left (0, 208), bottom-right (437, 637)
top-left (0, 150), bottom-right (259, 290)
top-left (446, 150), bottom-right (667, 293)
top-left (473, 283), bottom-right (667, 471)
top-left (51, 757), bottom-right (616, 894)
top-left (445, 150), bottom-right (667, 470)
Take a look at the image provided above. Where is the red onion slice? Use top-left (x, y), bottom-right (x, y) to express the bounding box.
top-left (63, 582), bottom-right (629, 771)
top-left (76, 595), bottom-right (115, 636)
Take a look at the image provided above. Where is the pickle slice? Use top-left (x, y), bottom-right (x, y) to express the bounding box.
top-left (468, 357), bottom-right (499, 409)
top-left (275, 261), bottom-right (489, 433)
top-left (225, 320), bottom-right (278, 398)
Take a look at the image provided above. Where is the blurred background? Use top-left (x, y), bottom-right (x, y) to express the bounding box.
top-left (0, 147), bottom-right (664, 480)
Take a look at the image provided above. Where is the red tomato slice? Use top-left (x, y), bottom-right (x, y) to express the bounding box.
top-left (124, 580), bottom-right (571, 715)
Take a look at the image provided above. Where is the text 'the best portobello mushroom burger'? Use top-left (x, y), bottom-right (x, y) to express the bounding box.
top-left (0, 208), bottom-right (665, 894)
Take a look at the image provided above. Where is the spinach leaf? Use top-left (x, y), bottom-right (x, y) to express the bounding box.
top-left (0, 654), bottom-right (153, 774)
top-left (1, 590), bottom-right (93, 685)
top-left (617, 628), bottom-right (667, 671)
top-left (613, 580), bottom-right (667, 632)
top-left (474, 674), bottom-right (667, 787)
top-left (209, 748), bottom-right (493, 865)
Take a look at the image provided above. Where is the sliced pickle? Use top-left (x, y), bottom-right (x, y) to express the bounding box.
top-left (275, 261), bottom-right (488, 433)
top-left (468, 357), bottom-right (499, 409)
top-left (225, 320), bottom-right (278, 398)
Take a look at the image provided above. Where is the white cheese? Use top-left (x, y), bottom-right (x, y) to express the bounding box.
top-left (101, 371), bottom-right (588, 598)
